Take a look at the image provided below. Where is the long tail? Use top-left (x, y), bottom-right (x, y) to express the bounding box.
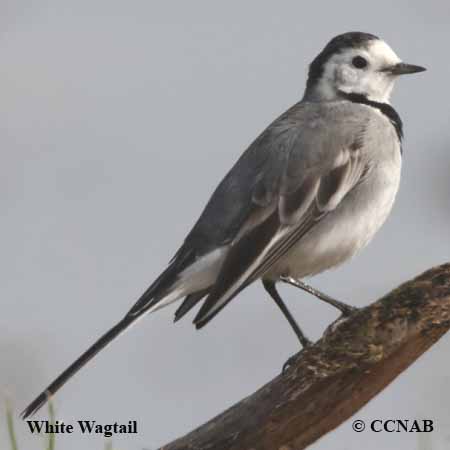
top-left (21, 243), bottom-right (219, 418)
top-left (21, 314), bottom-right (139, 419)
top-left (21, 255), bottom-right (190, 418)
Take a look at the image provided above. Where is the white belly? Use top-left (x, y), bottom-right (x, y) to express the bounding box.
top-left (267, 159), bottom-right (401, 279)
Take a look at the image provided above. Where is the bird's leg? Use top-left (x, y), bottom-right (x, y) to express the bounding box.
top-left (280, 276), bottom-right (358, 316)
top-left (263, 280), bottom-right (312, 372)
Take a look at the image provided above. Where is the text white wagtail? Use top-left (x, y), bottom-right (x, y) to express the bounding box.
top-left (22, 32), bottom-right (425, 418)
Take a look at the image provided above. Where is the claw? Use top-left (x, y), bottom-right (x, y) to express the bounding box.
top-left (324, 312), bottom-right (355, 336)
top-left (282, 355), bottom-right (298, 373)
top-left (340, 304), bottom-right (359, 316)
top-left (282, 339), bottom-right (313, 373)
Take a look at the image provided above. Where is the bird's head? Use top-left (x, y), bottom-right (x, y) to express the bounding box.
top-left (304, 32), bottom-right (426, 103)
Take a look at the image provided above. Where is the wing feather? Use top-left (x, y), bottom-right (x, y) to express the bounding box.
top-left (194, 142), bottom-right (369, 328)
top-left (132, 101), bottom-right (372, 323)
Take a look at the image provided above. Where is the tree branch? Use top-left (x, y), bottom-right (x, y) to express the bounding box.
top-left (158, 263), bottom-right (450, 450)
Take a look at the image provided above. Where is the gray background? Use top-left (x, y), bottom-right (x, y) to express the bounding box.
top-left (1, 1), bottom-right (449, 449)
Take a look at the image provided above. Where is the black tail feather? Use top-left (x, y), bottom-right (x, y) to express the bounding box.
top-left (22, 247), bottom-right (198, 419)
top-left (174, 290), bottom-right (208, 322)
top-left (21, 315), bottom-right (135, 419)
top-left (127, 248), bottom-right (196, 317)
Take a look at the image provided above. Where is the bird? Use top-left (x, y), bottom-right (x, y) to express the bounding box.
top-left (22, 31), bottom-right (425, 418)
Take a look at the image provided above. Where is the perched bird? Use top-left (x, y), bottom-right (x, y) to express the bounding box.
top-left (22, 32), bottom-right (425, 418)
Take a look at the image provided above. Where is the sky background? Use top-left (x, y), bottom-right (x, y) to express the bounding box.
top-left (1, 1), bottom-right (450, 449)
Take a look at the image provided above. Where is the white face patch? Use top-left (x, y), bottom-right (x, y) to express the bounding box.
top-left (312, 39), bottom-right (403, 103)
top-left (368, 39), bottom-right (401, 68)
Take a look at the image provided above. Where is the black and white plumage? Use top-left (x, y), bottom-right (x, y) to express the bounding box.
top-left (22, 32), bottom-right (425, 418)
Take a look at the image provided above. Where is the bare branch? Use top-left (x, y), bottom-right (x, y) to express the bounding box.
top-left (159, 263), bottom-right (450, 450)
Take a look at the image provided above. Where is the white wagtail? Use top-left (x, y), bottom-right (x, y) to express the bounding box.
top-left (22, 32), bottom-right (425, 417)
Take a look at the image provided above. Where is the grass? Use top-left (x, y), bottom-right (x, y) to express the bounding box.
top-left (4, 401), bottom-right (114, 450)
top-left (47, 401), bottom-right (55, 450)
top-left (6, 401), bottom-right (18, 450)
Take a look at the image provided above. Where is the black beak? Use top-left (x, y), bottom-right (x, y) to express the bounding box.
top-left (383, 62), bottom-right (427, 75)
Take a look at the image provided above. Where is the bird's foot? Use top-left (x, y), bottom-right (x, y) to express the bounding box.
top-left (282, 339), bottom-right (313, 373)
top-left (324, 309), bottom-right (359, 337)
top-left (282, 354), bottom-right (298, 373)
top-left (338, 304), bottom-right (359, 316)
top-left (297, 334), bottom-right (313, 349)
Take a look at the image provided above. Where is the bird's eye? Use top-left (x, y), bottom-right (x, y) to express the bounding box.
top-left (352, 56), bottom-right (368, 69)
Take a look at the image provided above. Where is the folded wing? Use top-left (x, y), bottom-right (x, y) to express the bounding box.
top-left (194, 103), bottom-right (371, 327)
